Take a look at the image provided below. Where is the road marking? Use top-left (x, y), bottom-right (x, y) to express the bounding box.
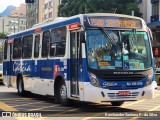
top-left (0, 102), bottom-right (18, 111)
top-left (28, 104), bottom-right (60, 111)
top-left (45, 108), bottom-right (80, 117)
top-left (55, 108), bottom-right (79, 115)
top-left (148, 105), bottom-right (160, 111)
top-left (82, 92), bottom-right (160, 120)
top-left (12, 101), bottom-right (46, 107)
top-left (0, 98), bottom-right (33, 101)
top-left (81, 100), bottom-right (145, 120)
top-left (122, 100), bottom-right (145, 107)
top-left (16, 117), bottom-right (44, 120)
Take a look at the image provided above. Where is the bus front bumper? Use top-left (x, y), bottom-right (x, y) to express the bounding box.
top-left (83, 81), bottom-right (156, 103)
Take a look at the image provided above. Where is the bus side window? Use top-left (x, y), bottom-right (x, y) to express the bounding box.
top-left (50, 26), bottom-right (66, 57)
top-left (13, 37), bottom-right (22, 59)
top-left (4, 40), bottom-right (8, 60)
top-left (42, 30), bottom-right (50, 58)
top-left (34, 34), bottom-right (40, 58)
top-left (22, 35), bottom-right (33, 59)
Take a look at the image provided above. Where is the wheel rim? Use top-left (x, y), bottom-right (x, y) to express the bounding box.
top-left (18, 79), bottom-right (22, 93)
top-left (60, 84), bottom-right (67, 101)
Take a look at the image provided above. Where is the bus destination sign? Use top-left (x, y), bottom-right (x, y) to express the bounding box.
top-left (88, 17), bottom-right (142, 28)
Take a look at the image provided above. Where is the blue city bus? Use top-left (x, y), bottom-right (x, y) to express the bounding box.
top-left (3, 13), bottom-right (156, 106)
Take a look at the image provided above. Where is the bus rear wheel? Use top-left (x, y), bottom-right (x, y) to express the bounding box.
top-left (17, 76), bottom-right (26, 96)
top-left (111, 101), bottom-right (124, 106)
top-left (57, 81), bottom-right (70, 106)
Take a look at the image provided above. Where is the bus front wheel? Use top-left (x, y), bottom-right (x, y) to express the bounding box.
top-left (111, 101), bottom-right (124, 106)
top-left (17, 76), bottom-right (26, 96)
top-left (57, 80), bottom-right (70, 106)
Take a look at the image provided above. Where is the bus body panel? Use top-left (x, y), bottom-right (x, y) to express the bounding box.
top-left (3, 13), bottom-right (155, 104)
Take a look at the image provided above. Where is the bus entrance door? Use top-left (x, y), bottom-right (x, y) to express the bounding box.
top-left (70, 31), bottom-right (81, 97)
top-left (8, 40), bottom-right (13, 87)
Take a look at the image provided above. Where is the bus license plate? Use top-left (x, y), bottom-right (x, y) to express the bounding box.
top-left (118, 91), bottom-right (130, 96)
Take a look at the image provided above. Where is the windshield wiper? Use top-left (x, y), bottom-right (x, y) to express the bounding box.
top-left (100, 27), bottom-right (121, 56)
top-left (100, 27), bottom-right (116, 46)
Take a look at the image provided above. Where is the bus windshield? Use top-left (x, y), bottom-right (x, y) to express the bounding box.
top-left (86, 29), bottom-right (152, 70)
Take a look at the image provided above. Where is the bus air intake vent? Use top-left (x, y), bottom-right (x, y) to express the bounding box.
top-left (97, 74), bottom-right (145, 81)
top-left (107, 92), bottom-right (139, 99)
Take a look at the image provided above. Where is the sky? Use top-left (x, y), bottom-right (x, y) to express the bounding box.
top-left (0, 0), bottom-right (25, 13)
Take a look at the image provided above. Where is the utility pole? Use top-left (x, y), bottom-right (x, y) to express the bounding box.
top-left (132, 11), bottom-right (134, 16)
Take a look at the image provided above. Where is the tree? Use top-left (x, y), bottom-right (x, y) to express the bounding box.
top-left (58, 0), bottom-right (142, 17)
top-left (0, 32), bottom-right (7, 62)
top-left (0, 32), bottom-right (6, 39)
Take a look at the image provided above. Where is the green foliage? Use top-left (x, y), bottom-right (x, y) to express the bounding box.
top-left (0, 32), bottom-right (6, 39)
top-left (0, 32), bottom-right (6, 62)
top-left (58, 0), bottom-right (142, 17)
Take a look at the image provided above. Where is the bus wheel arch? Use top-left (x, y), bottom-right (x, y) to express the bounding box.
top-left (17, 74), bottom-right (26, 96)
top-left (54, 76), bottom-right (69, 106)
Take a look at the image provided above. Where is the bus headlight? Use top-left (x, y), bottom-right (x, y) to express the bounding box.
top-left (88, 72), bottom-right (100, 87)
top-left (145, 73), bottom-right (153, 86)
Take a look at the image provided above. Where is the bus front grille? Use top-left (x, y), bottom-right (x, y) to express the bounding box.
top-left (97, 74), bottom-right (145, 81)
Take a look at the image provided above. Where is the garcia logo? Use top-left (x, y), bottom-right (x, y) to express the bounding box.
top-left (13, 62), bottom-right (31, 72)
top-left (103, 82), bottom-right (118, 87)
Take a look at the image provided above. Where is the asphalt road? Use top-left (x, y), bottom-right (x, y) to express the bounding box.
top-left (0, 84), bottom-right (160, 120)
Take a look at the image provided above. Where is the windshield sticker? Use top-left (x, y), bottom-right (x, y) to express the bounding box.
top-left (124, 62), bottom-right (130, 70)
top-left (115, 60), bottom-right (122, 67)
top-left (101, 66), bottom-right (115, 69)
top-left (100, 66), bottom-right (109, 69)
top-left (144, 34), bottom-right (147, 40)
top-left (89, 61), bottom-right (97, 69)
top-left (129, 62), bottom-right (140, 70)
top-left (99, 62), bottom-right (110, 66)
top-left (122, 31), bottom-right (145, 35)
top-left (140, 63), bottom-right (144, 69)
top-left (123, 55), bottom-right (129, 61)
top-left (103, 56), bottom-right (111, 61)
top-left (116, 54), bottom-right (121, 60)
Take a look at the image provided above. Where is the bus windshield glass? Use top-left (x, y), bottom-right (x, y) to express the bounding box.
top-left (86, 29), bottom-right (151, 70)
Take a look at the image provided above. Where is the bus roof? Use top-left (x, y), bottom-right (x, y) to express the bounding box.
top-left (6, 13), bottom-right (144, 39)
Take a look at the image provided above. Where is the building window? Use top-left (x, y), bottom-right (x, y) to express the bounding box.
top-left (49, 0), bottom-right (53, 8)
top-left (44, 14), bottom-right (49, 19)
top-left (45, 3), bottom-right (48, 9)
top-left (152, 2), bottom-right (159, 15)
top-left (59, 0), bottom-right (62, 4)
top-left (136, 0), bottom-right (142, 3)
top-left (49, 12), bottom-right (52, 18)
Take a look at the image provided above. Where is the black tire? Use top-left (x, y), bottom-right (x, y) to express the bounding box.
top-left (111, 101), bottom-right (124, 106)
top-left (17, 76), bottom-right (26, 96)
top-left (57, 80), bottom-right (70, 106)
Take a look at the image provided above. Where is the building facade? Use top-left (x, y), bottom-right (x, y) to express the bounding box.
top-left (137, 0), bottom-right (160, 66)
top-left (26, 0), bottom-right (61, 28)
top-left (39, 0), bottom-right (61, 22)
top-left (26, 0), bottom-right (39, 28)
top-left (0, 16), bottom-right (26, 34)
top-left (138, 0), bottom-right (160, 46)
top-left (10, 3), bottom-right (26, 18)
